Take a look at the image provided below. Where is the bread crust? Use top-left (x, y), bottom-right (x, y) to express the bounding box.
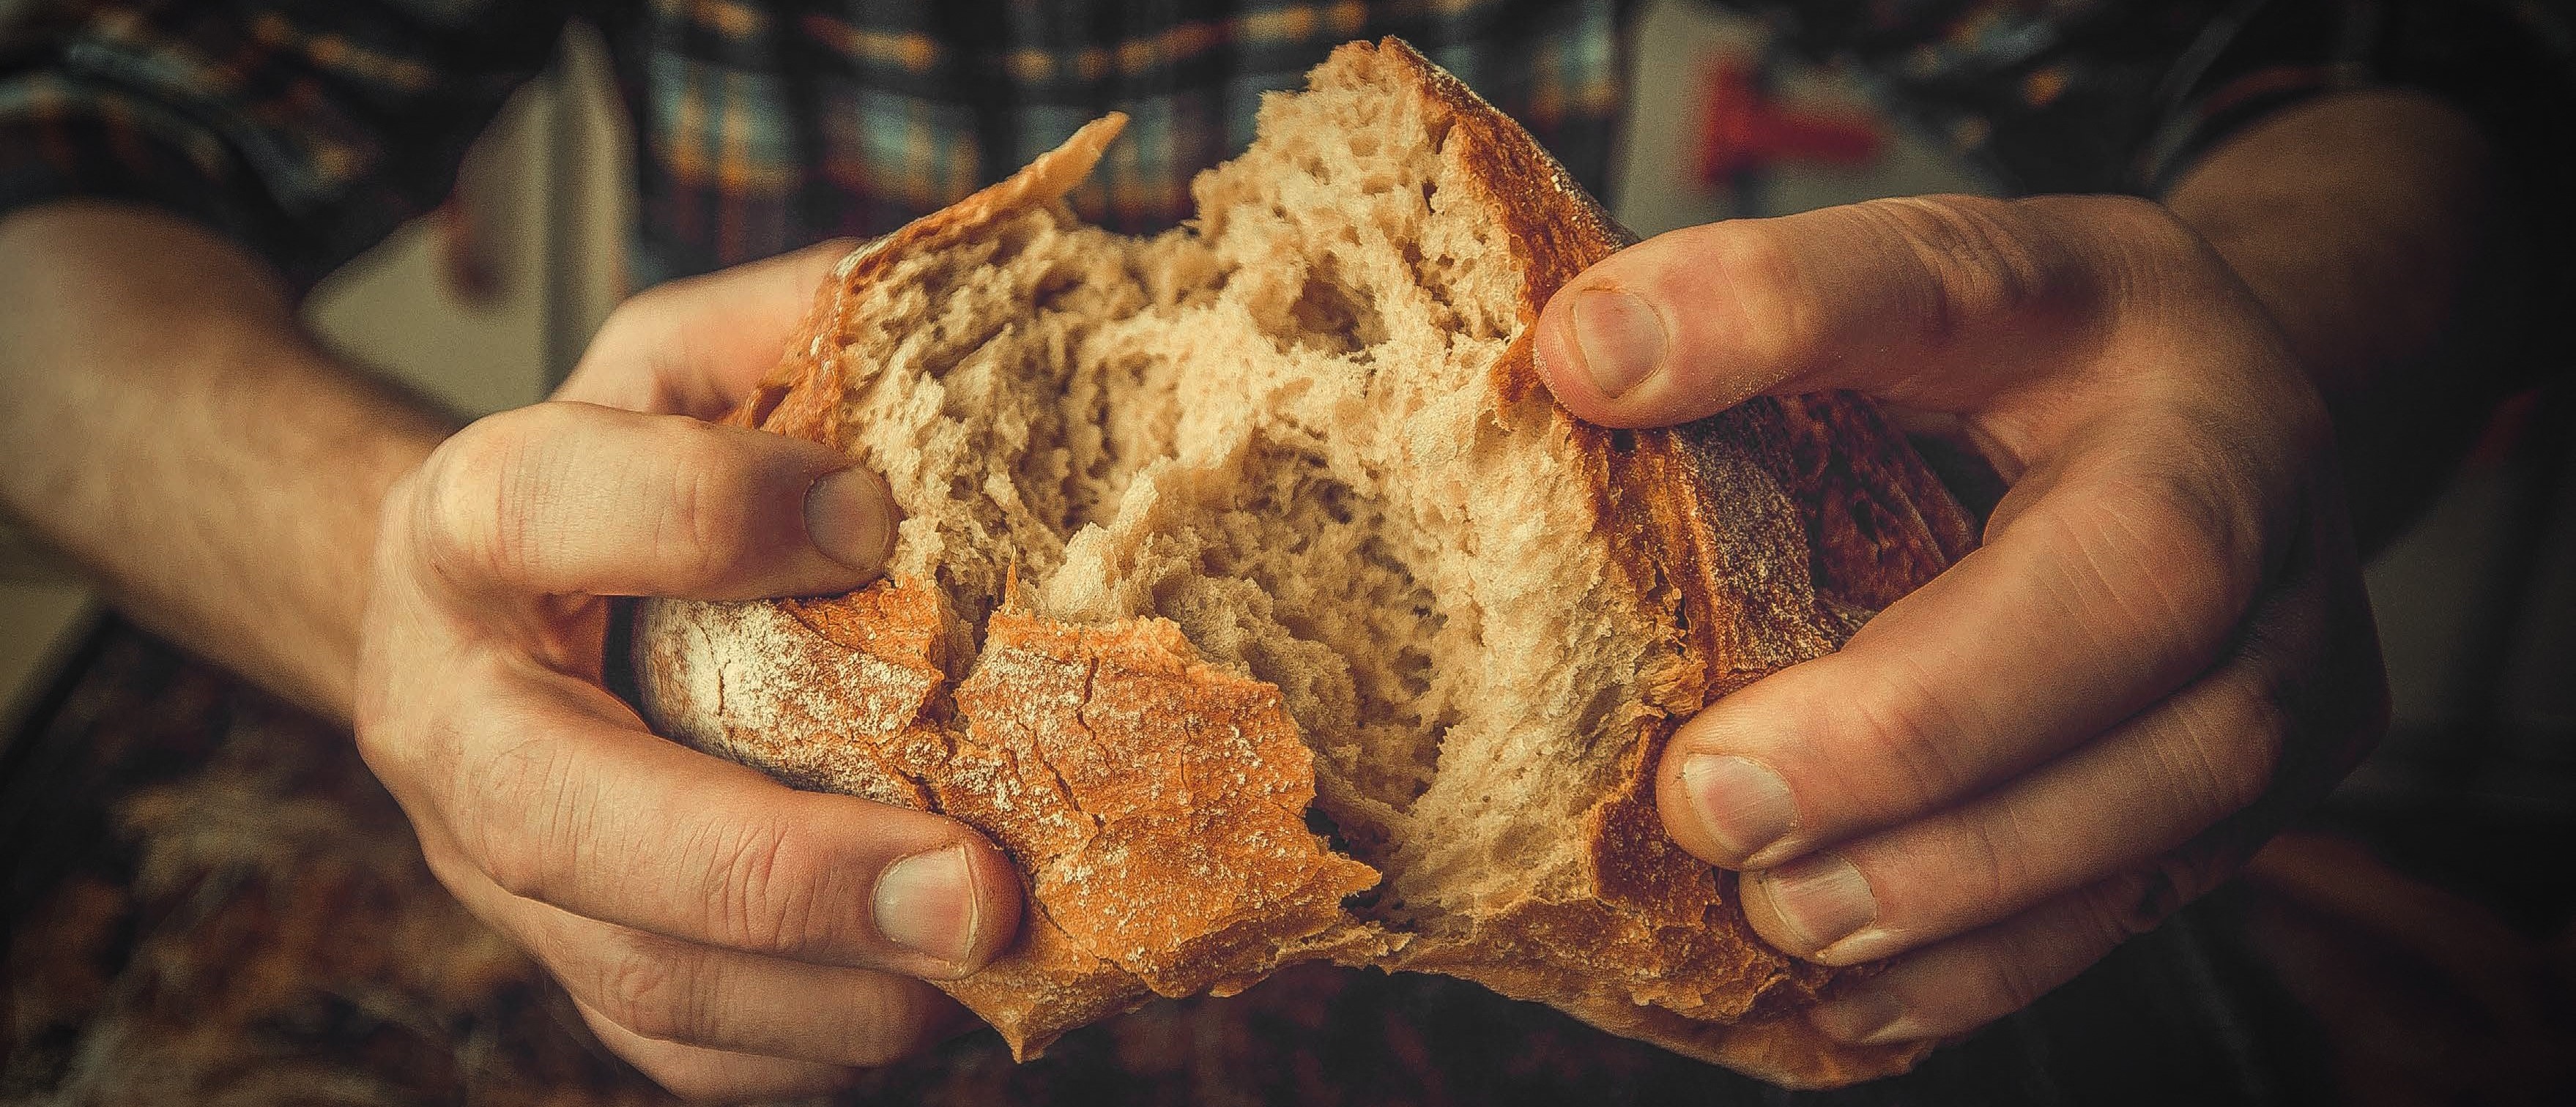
top-left (637, 40), bottom-right (1975, 1089)
top-left (1360, 41), bottom-right (1963, 1086)
top-left (639, 582), bottom-right (1387, 1057)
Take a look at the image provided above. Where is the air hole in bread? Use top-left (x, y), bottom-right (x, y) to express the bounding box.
top-left (785, 53), bottom-right (1658, 927)
top-left (1272, 261), bottom-right (1383, 356)
top-left (639, 43), bottom-right (1970, 1082)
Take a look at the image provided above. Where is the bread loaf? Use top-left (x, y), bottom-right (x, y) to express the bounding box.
top-left (635, 38), bottom-right (1975, 1089)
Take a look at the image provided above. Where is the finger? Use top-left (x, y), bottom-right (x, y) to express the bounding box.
top-left (429, 835), bottom-right (965, 1067)
top-left (1800, 865), bottom-right (2193, 1046)
top-left (409, 660), bottom-right (1022, 976)
top-left (573, 996), bottom-right (864, 1102)
top-left (1732, 605), bottom-right (2304, 965)
top-left (1531, 194), bottom-right (2202, 429)
top-left (407, 400), bottom-right (897, 601)
top-left (557, 238), bottom-right (861, 417)
top-left (1659, 419), bottom-right (2286, 871)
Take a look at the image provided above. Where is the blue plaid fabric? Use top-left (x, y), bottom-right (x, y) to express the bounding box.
top-left (0, 0), bottom-right (2566, 294)
top-left (0, 0), bottom-right (1629, 288)
top-left (619, 0), bottom-right (1628, 282)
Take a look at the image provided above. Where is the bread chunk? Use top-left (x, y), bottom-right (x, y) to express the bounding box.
top-left (636, 39), bottom-right (1975, 1089)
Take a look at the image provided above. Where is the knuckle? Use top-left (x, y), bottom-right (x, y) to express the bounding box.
top-left (1953, 872), bottom-right (2168, 1025)
top-left (585, 931), bottom-right (708, 1044)
top-left (2113, 460), bottom-right (2243, 556)
top-left (2067, 193), bottom-right (2208, 280)
top-left (359, 661), bottom-right (531, 849)
top-left (2169, 685), bottom-right (2290, 820)
top-left (473, 817), bottom-right (556, 903)
top-left (1834, 662), bottom-right (1983, 808)
top-left (656, 435), bottom-right (762, 587)
top-left (352, 708), bottom-right (457, 813)
top-left (1859, 195), bottom-right (2088, 343)
top-left (417, 409), bottom-right (569, 586)
top-left (565, 297), bottom-right (672, 406)
top-left (1696, 220), bottom-right (1818, 374)
top-left (598, 282), bottom-right (703, 360)
top-left (461, 734), bottom-right (584, 903)
top-left (2241, 380), bottom-right (2337, 463)
top-left (2071, 193), bottom-right (2187, 243)
top-left (693, 816), bottom-right (834, 956)
top-left (2046, 475), bottom-right (2252, 660)
top-left (1953, 798), bottom-right (2044, 915)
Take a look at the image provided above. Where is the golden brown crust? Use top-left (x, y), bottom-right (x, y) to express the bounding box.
top-left (641, 40), bottom-right (1971, 1089)
top-left (642, 113), bottom-right (1376, 1059)
top-left (1370, 37), bottom-right (1950, 1086)
top-left (946, 611), bottom-right (1381, 1002)
top-left (1728, 393), bottom-right (1979, 611)
top-left (634, 580), bottom-right (954, 810)
top-left (636, 584), bottom-right (1381, 1059)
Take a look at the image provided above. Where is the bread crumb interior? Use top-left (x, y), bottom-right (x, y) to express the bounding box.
top-left (814, 52), bottom-right (1653, 923)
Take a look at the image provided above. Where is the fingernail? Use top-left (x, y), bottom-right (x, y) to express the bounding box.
top-left (874, 844), bottom-right (979, 966)
top-left (1568, 288), bottom-right (1666, 399)
top-left (1679, 753), bottom-right (1795, 865)
top-left (1808, 988), bottom-right (1912, 1044)
top-left (1756, 853), bottom-right (1877, 955)
top-left (806, 467), bottom-right (898, 573)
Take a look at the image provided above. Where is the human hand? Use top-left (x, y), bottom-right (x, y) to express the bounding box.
top-left (355, 242), bottom-right (1024, 1099)
top-left (1532, 195), bottom-right (2388, 1047)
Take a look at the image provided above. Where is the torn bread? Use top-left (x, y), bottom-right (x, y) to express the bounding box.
top-left (634, 39), bottom-right (1975, 1089)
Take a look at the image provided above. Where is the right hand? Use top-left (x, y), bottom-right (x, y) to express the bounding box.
top-left (1530, 194), bottom-right (2387, 1046)
top-left (354, 242), bottom-right (1024, 1100)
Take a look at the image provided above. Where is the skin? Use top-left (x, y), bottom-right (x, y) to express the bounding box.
top-left (1529, 90), bottom-right (2513, 1046)
top-left (0, 201), bottom-right (453, 721)
top-left (360, 241), bottom-right (1030, 1095)
top-left (0, 225), bottom-right (1021, 1097)
top-left (0, 89), bottom-right (2521, 1095)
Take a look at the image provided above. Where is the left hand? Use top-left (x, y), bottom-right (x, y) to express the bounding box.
top-left (1531, 194), bottom-right (2389, 1046)
top-left (356, 239), bottom-right (1026, 1100)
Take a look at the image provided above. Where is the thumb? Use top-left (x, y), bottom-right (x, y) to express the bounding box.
top-left (403, 401), bottom-right (899, 603)
top-left (1532, 195), bottom-right (2153, 428)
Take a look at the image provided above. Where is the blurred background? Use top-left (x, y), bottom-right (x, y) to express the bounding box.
top-left (1, 0), bottom-right (2568, 1101)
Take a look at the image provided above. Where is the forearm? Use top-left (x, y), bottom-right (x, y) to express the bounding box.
top-left (2163, 89), bottom-right (2531, 552)
top-left (0, 201), bottom-right (456, 722)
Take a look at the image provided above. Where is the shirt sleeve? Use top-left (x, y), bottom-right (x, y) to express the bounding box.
top-left (2146, 0), bottom-right (2576, 374)
top-left (0, 0), bottom-right (574, 288)
top-left (1733, 0), bottom-right (2574, 369)
top-left (1734, 1), bottom-right (2574, 203)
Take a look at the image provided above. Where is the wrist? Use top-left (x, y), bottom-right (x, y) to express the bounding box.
top-left (0, 201), bottom-right (455, 722)
top-left (2164, 89), bottom-right (2494, 388)
top-left (2161, 89), bottom-right (2514, 551)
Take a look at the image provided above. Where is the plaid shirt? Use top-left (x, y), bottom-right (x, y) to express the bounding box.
top-left (0, 0), bottom-right (1630, 288)
top-left (1, 0), bottom-right (2567, 293)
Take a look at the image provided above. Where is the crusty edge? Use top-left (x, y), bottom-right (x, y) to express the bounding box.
top-left (1374, 37), bottom-right (1957, 1086)
top-left (648, 41), bottom-right (1974, 1089)
top-left (641, 109), bottom-right (1391, 1062)
top-left (724, 112), bottom-right (1130, 450)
